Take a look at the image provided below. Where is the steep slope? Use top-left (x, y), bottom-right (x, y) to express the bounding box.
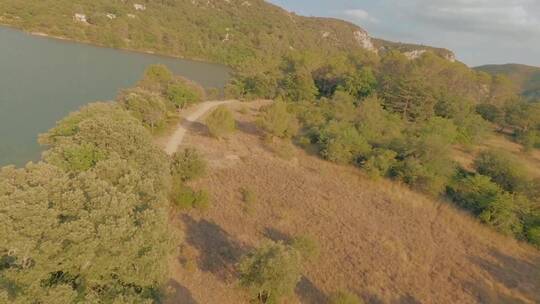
top-left (166, 101), bottom-right (540, 304)
top-left (476, 64), bottom-right (540, 100)
top-left (0, 0), bottom-right (454, 68)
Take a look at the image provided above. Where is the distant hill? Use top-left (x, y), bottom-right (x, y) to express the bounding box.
top-left (475, 64), bottom-right (540, 100)
top-left (0, 0), bottom-right (455, 69)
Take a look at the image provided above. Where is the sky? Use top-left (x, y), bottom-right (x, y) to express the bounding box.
top-left (267, 0), bottom-right (540, 67)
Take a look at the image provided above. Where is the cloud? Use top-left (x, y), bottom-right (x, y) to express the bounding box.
top-left (401, 0), bottom-right (540, 36)
top-left (344, 9), bottom-right (379, 23)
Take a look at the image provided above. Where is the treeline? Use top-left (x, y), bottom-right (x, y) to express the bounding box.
top-left (234, 50), bottom-right (540, 247)
top-left (0, 65), bottom-right (206, 303)
top-left (0, 0), bottom-right (451, 71)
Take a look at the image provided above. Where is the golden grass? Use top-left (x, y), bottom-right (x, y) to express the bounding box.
top-left (165, 103), bottom-right (540, 304)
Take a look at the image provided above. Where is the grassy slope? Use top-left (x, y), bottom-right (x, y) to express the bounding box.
top-left (165, 102), bottom-right (540, 304)
top-left (475, 64), bottom-right (540, 99)
top-left (0, 0), bottom-right (454, 68)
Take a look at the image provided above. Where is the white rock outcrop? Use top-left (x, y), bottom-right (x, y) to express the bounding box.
top-left (353, 30), bottom-right (376, 53)
top-left (134, 4), bottom-right (146, 11)
top-left (404, 49), bottom-right (426, 60)
top-left (73, 13), bottom-right (87, 23)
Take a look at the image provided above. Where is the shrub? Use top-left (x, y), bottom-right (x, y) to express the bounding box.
top-left (139, 64), bottom-right (173, 92)
top-left (447, 174), bottom-right (504, 215)
top-left (474, 149), bottom-right (530, 193)
top-left (239, 242), bottom-right (302, 304)
top-left (205, 105), bottom-right (236, 138)
top-left (291, 235), bottom-right (319, 262)
top-left (393, 157), bottom-right (452, 196)
top-left (166, 77), bottom-right (205, 108)
top-left (526, 226), bottom-right (540, 247)
top-left (363, 148), bottom-right (397, 179)
top-left (170, 184), bottom-right (210, 211)
top-left (319, 121), bottom-right (371, 165)
top-left (44, 143), bottom-right (106, 172)
top-left (476, 103), bottom-right (504, 124)
top-left (257, 101), bottom-right (299, 139)
top-left (330, 290), bottom-right (364, 304)
top-left (478, 192), bottom-right (523, 236)
top-left (118, 88), bottom-right (169, 129)
top-left (171, 148), bottom-right (207, 182)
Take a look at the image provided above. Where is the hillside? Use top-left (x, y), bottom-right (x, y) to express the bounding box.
top-left (165, 101), bottom-right (540, 304)
top-left (475, 64), bottom-right (540, 100)
top-left (0, 0), bottom-right (454, 69)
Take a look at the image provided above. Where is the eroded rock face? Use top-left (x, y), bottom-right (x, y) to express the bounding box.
top-left (404, 49), bottom-right (427, 60)
top-left (353, 30), bottom-right (377, 53)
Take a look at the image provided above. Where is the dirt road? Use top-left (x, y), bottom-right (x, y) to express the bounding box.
top-left (164, 100), bottom-right (237, 155)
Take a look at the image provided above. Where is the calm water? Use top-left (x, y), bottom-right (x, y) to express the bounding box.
top-left (0, 27), bottom-right (230, 167)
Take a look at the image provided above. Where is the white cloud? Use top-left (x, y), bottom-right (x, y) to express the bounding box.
top-left (403, 0), bottom-right (540, 35)
top-left (344, 9), bottom-right (379, 23)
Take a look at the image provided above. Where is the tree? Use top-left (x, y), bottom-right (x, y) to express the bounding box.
top-left (239, 242), bottom-right (302, 304)
top-left (118, 88), bottom-right (169, 130)
top-left (319, 121), bottom-right (371, 165)
top-left (171, 148), bottom-right (207, 182)
top-left (257, 101), bottom-right (299, 139)
top-left (166, 76), bottom-right (205, 108)
top-left (138, 64), bottom-right (173, 92)
top-left (205, 105), bottom-right (236, 138)
top-left (474, 149), bottom-right (530, 193)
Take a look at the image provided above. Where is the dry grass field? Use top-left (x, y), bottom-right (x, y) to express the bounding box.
top-left (164, 101), bottom-right (540, 304)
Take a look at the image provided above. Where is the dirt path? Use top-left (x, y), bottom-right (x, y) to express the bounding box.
top-left (164, 100), bottom-right (237, 155)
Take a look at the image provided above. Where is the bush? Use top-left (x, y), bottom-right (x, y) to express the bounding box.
top-left (330, 290), bottom-right (364, 304)
top-left (291, 235), bottom-right (319, 262)
top-left (118, 88), bottom-right (169, 130)
top-left (139, 64), bottom-right (173, 92)
top-left (447, 174), bottom-right (504, 215)
top-left (258, 101), bottom-right (299, 138)
top-left (170, 184), bottom-right (210, 211)
top-left (526, 226), bottom-right (540, 247)
top-left (171, 148), bottom-right (207, 182)
top-left (474, 149), bottom-right (530, 193)
top-left (319, 121), bottom-right (371, 165)
top-left (476, 103), bottom-right (504, 124)
top-left (363, 148), bottom-right (397, 179)
top-left (239, 242), bottom-right (302, 304)
top-left (478, 192), bottom-right (523, 236)
top-left (205, 105), bottom-right (236, 138)
top-left (166, 77), bottom-right (205, 108)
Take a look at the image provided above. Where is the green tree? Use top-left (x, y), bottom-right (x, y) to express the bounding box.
top-left (166, 77), bottom-right (205, 108)
top-left (118, 88), bottom-right (169, 130)
top-left (205, 105), bottom-right (236, 138)
top-left (319, 121), bottom-right (371, 165)
top-left (257, 101), bottom-right (299, 139)
top-left (474, 149), bottom-right (530, 193)
top-left (171, 148), bottom-right (207, 182)
top-left (239, 242), bottom-right (302, 304)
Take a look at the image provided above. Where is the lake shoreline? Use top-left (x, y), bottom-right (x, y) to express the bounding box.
top-left (0, 23), bottom-right (230, 69)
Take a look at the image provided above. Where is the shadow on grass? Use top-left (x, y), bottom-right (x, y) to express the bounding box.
top-left (295, 276), bottom-right (328, 304)
top-left (468, 248), bottom-right (540, 303)
top-left (181, 215), bottom-right (247, 282)
top-left (164, 279), bottom-right (197, 304)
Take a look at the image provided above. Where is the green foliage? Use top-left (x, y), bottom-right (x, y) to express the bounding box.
top-left (319, 121), bottom-right (372, 165)
top-left (448, 174), bottom-right (504, 215)
top-left (205, 105), bottom-right (236, 138)
top-left (118, 88), bottom-right (169, 129)
top-left (474, 150), bottom-right (530, 193)
top-left (139, 64), bottom-right (173, 92)
top-left (355, 95), bottom-right (404, 146)
top-left (330, 290), bottom-right (364, 304)
top-left (257, 101), bottom-right (299, 139)
top-left (170, 184), bottom-right (210, 211)
top-left (4, 101), bottom-right (174, 302)
top-left (166, 77), bottom-right (205, 108)
top-left (291, 236), bottom-right (320, 262)
top-left (526, 226), bottom-right (540, 247)
top-left (239, 242), bottom-right (302, 304)
top-left (171, 148), bottom-right (207, 182)
top-left (363, 148), bottom-right (398, 179)
top-left (476, 103), bottom-right (505, 124)
top-left (477, 192), bottom-right (524, 236)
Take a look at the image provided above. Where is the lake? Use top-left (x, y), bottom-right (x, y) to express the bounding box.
top-left (0, 26), bottom-right (231, 167)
